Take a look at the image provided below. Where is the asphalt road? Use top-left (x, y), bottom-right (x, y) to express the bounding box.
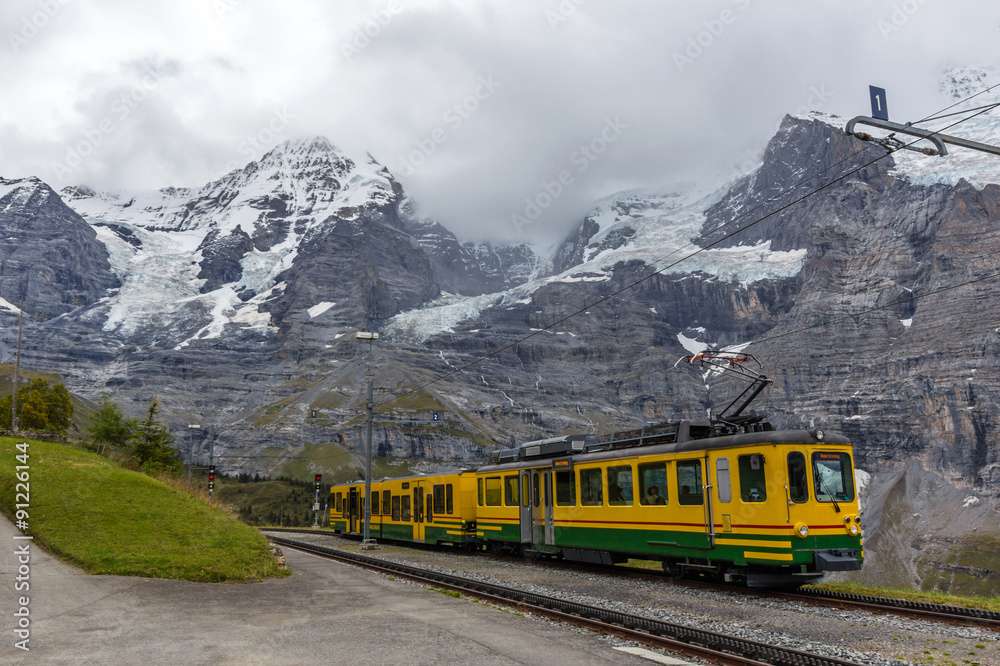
top-left (0, 518), bottom-right (689, 664)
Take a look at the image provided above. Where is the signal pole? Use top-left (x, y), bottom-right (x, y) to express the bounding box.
top-left (355, 331), bottom-right (378, 549)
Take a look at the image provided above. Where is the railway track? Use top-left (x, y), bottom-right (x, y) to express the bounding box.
top-left (264, 528), bottom-right (1000, 632)
top-left (268, 532), bottom-right (866, 666)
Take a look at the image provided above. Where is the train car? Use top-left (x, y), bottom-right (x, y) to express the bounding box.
top-left (475, 419), bottom-right (863, 587)
top-left (329, 472), bottom-right (478, 546)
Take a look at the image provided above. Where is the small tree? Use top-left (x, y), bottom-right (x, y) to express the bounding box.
top-left (87, 394), bottom-right (135, 455)
top-left (0, 378), bottom-right (74, 433)
top-left (130, 397), bottom-right (183, 476)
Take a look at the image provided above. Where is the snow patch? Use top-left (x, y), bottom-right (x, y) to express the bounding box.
top-left (677, 333), bottom-right (708, 355)
top-left (900, 318), bottom-right (913, 328)
top-left (855, 469), bottom-right (871, 513)
top-left (962, 495), bottom-right (980, 508)
top-left (0, 297), bottom-right (22, 314)
top-left (308, 301), bottom-right (336, 319)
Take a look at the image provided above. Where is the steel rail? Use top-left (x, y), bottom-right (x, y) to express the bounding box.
top-left (264, 528), bottom-right (1000, 633)
top-left (269, 533), bottom-right (865, 666)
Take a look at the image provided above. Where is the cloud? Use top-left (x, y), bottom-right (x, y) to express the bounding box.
top-left (1, 0), bottom-right (998, 245)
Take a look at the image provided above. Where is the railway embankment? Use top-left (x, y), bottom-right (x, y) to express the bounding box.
top-left (0, 436), bottom-right (286, 582)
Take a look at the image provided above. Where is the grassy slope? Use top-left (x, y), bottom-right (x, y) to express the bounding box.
top-left (0, 436), bottom-right (286, 582)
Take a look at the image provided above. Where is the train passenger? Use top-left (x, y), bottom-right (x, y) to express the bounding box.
top-left (646, 486), bottom-right (665, 505)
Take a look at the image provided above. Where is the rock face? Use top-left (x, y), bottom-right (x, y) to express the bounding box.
top-left (5, 92), bottom-right (1000, 593)
top-left (0, 177), bottom-right (119, 320)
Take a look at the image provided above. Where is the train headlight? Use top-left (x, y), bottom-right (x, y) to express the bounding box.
top-left (794, 522), bottom-right (809, 538)
top-left (849, 523), bottom-right (859, 536)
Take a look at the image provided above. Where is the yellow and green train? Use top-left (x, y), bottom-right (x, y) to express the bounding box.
top-left (330, 418), bottom-right (863, 587)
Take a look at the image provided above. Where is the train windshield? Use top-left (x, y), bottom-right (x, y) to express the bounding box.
top-left (811, 452), bottom-right (855, 503)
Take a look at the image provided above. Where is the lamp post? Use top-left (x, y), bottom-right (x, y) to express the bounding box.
top-left (356, 331), bottom-right (378, 548)
top-left (187, 424), bottom-right (201, 483)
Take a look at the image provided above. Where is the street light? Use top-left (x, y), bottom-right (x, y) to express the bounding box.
top-left (356, 331), bottom-right (378, 549)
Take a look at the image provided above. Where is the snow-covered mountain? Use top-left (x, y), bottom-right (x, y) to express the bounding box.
top-left (3, 67), bottom-right (1000, 594)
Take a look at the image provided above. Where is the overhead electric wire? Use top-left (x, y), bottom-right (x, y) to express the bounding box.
top-left (570, 266), bottom-right (1000, 397)
top-left (398, 82), bottom-right (1000, 402)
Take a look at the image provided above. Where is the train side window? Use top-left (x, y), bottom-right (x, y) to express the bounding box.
top-left (555, 470), bottom-right (576, 506)
top-left (532, 472), bottom-right (540, 507)
top-left (738, 454), bottom-right (767, 502)
top-left (504, 475), bottom-right (520, 506)
top-left (335, 492), bottom-right (343, 513)
top-left (371, 491), bottom-right (379, 516)
top-left (433, 484), bottom-right (445, 513)
top-left (580, 468), bottom-right (602, 506)
top-left (401, 495), bottom-right (411, 521)
top-left (716, 457), bottom-right (732, 503)
top-left (485, 477), bottom-right (502, 506)
top-left (382, 489), bottom-right (390, 515)
top-left (608, 465), bottom-right (633, 506)
top-left (426, 495), bottom-right (434, 523)
top-left (787, 452), bottom-right (808, 502)
top-left (446, 484), bottom-right (454, 514)
top-left (392, 495), bottom-right (401, 521)
top-left (677, 460), bottom-right (703, 506)
top-left (638, 462), bottom-right (667, 505)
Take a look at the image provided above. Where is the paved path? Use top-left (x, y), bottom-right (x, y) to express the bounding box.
top-left (0, 518), bottom-right (679, 664)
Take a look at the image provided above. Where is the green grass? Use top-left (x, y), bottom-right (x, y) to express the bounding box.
top-left (807, 581), bottom-right (1000, 612)
top-left (0, 436), bottom-right (287, 582)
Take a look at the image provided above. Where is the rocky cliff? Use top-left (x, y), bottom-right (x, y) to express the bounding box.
top-left (4, 90), bottom-right (1000, 592)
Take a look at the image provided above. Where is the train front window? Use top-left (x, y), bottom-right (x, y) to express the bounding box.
top-left (787, 452), bottom-right (808, 503)
top-left (812, 452), bottom-right (855, 503)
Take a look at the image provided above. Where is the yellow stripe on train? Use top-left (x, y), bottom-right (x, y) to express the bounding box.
top-left (743, 550), bottom-right (794, 561)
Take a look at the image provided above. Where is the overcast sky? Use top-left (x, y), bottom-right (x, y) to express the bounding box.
top-left (1, 0), bottom-right (998, 244)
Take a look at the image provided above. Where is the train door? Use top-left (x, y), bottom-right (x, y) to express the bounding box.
top-left (531, 470), bottom-right (545, 545)
top-left (519, 470), bottom-right (532, 543)
top-left (543, 470), bottom-right (554, 545)
top-left (348, 487), bottom-right (359, 534)
top-left (785, 449), bottom-right (811, 526)
top-left (413, 483), bottom-right (426, 542)
top-left (676, 459), bottom-right (711, 549)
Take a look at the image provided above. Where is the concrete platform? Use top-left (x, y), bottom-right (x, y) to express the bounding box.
top-left (0, 518), bottom-right (674, 664)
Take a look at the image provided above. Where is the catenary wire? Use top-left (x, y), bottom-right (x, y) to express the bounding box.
top-left (383, 84), bottom-right (1000, 406)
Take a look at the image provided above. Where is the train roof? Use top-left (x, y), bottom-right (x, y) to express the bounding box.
top-left (477, 421), bottom-right (851, 473)
top-left (328, 420), bottom-right (852, 484)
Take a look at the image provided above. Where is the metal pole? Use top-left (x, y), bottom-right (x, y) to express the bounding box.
top-left (363, 337), bottom-right (374, 543)
top-left (11, 299), bottom-right (23, 432)
top-left (209, 425), bottom-right (215, 496)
